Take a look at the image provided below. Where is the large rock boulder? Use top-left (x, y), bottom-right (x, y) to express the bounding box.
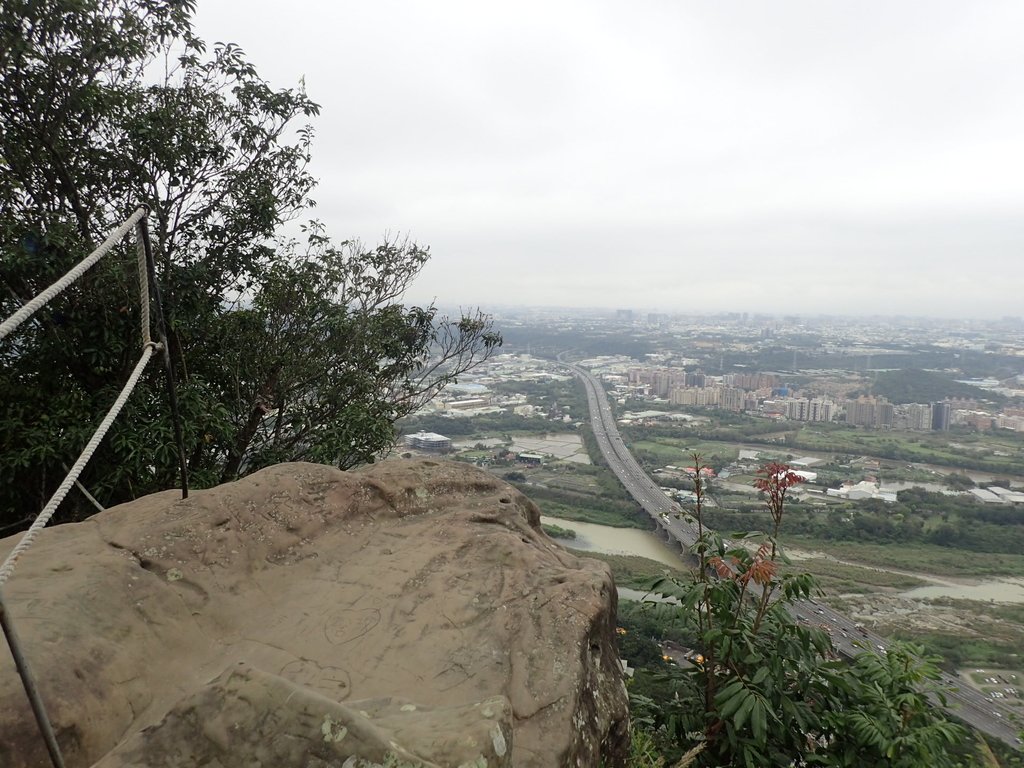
top-left (92, 663), bottom-right (515, 768)
top-left (0, 459), bottom-right (629, 767)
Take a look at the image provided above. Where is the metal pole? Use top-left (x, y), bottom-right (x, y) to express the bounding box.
top-left (135, 215), bottom-right (189, 499)
top-left (0, 589), bottom-right (66, 768)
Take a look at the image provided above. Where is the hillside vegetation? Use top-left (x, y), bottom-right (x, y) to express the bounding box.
top-left (867, 368), bottom-right (1004, 404)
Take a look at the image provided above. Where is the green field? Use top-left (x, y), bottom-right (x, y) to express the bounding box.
top-left (527, 497), bottom-right (648, 529)
top-left (785, 557), bottom-right (927, 594)
top-left (786, 536), bottom-right (1024, 578)
top-left (793, 424), bottom-right (1024, 475)
top-left (631, 439), bottom-right (743, 463)
top-left (623, 418), bottom-right (1024, 479)
top-left (578, 551), bottom-right (689, 590)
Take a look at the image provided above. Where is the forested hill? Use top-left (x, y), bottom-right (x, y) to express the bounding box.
top-left (868, 368), bottom-right (1005, 404)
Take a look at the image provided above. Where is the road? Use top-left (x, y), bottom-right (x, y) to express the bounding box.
top-left (566, 361), bottom-right (1022, 748)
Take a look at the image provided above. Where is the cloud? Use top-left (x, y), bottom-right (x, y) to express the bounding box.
top-left (193, 0), bottom-right (1024, 318)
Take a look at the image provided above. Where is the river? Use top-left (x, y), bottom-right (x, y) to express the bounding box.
top-left (899, 578), bottom-right (1024, 604)
top-left (539, 516), bottom-right (686, 569)
top-left (541, 515), bottom-right (1024, 604)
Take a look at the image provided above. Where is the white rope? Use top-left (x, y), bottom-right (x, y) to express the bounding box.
top-left (0, 343), bottom-right (159, 586)
top-left (134, 221), bottom-right (151, 346)
top-left (0, 207), bottom-right (148, 342)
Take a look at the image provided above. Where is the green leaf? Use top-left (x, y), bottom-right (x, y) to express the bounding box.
top-left (751, 666), bottom-right (770, 686)
top-left (733, 691), bottom-right (756, 732)
top-left (751, 697), bottom-right (766, 744)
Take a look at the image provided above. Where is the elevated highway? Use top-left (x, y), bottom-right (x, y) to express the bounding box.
top-left (566, 362), bottom-right (1021, 748)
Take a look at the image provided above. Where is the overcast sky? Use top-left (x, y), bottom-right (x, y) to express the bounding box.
top-left (193, 1), bottom-right (1024, 319)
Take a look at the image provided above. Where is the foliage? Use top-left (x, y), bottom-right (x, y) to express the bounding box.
top-left (703, 486), bottom-right (1024, 558)
top-left (399, 411), bottom-right (559, 437)
top-left (626, 726), bottom-right (704, 768)
top-left (643, 457), bottom-right (965, 767)
top-left (540, 522), bottom-right (576, 540)
top-left (817, 643), bottom-right (965, 767)
top-left (583, 552), bottom-right (686, 591)
top-left (624, 414), bottom-right (1024, 476)
top-left (869, 368), bottom-right (1005, 405)
top-left (526, 497), bottom-right (648, 529)
top-left (626, 726), bottom-right (667, 768)
top-left (0, 0), bottom-right (500, 526)
top-left (190, 229), bottom-right (500, 482)
top-left (514, 484), bottom-right (648, 528)
top-left (946, 472), bottom-right (976, 491)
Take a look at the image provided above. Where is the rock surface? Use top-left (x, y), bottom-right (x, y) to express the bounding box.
top-left (93, 663), bottom-right (514, 768)
top-left (0, 459), bottom-right (629, 767)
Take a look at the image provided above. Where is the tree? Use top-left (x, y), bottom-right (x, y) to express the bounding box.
top-left (647, 458), bottom-right (965, 767)
top-left (182, 229), bottom-right (499, 485)
top-left (0, 0), bottom-right (500, 528)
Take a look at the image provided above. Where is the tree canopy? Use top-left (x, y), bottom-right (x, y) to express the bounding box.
top-left (868, 369), bottom-right (1003, 405)
top-left (0, 0), bottom-right (500, 530)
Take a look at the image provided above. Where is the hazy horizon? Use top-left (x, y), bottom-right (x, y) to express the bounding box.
top-left (193, 1), bottom-right (1024, 320)
top-left (431, 302), bottom-right (1023, 325)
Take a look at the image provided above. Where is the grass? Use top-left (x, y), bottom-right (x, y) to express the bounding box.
top-left (629, 418), bottom-right (1024, 479)
top-left (781, 424), bottom-right (1024, 477)
top-left (579, 551), bottom-right (690, 590)
top-left (631, 440), bottom-right (690, 462)
top-left (528, 470), bottom-right (602, 494)
top-left (631, 438), bottom-right (743, 462)
top-left (893, 630), bottom-right (1024, 671)
top-left (785, 557), bottom-right (928, 594)
top-left (531, 498), bottom-right (649, 529)
top-left (928, 597), bottom-right (1024, 626)
top-left (785, 536), bottom-right (1024, 578)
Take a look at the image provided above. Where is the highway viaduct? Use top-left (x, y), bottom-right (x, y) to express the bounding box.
top-left (563, 360), bottom-right (1021, 749)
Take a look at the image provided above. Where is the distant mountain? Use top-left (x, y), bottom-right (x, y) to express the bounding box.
top-left (869, 368), bottom-right (1005, 404)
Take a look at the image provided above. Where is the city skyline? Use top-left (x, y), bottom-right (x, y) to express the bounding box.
top-left (193, 1), bottom-right (1024, 319)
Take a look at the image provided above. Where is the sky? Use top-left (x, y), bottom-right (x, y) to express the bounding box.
top-left (192, 1), bottom-right (1024, 319)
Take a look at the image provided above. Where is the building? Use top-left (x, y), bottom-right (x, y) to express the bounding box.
top-left (670, 387), bottom-right (719, 407)
top-left (899, 403), bottom-right (932, 431)
top-left (762, 397), bottom-right (834, 422)
top-left (932, 402), bottom-right (951, 431)
top-left (724, 372), bottom-right (780, 390)
top-left (517, 452), bottom-right (545, 466)
top-left (789, 398), bottom-right (834, 422)
top-left (719, 387), bottom-right (746, 412)
top-left (826, 481), bottom-right (897, 503)
top-left (969, 488), bottom-right (1006, 504)
top-left (446, 397), bottom-right (490, 410)
top-left (404, 431), bottom-right (452, 452)
top-left (997, 414), bottom-right (1024, 432)
top-left (682, 466), bottom-right (716, 478)
top-left (844, 397), bottom-right (894, 429)
top-left (959, 411), bottom-right (996, 431)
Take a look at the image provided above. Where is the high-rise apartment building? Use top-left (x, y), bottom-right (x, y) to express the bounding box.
top-left (669, 387), bottom-right (720, 407)
top-left (685, 372), bottom-right (707, 388)
top-left (776, 398), bottom-right (834, 422)
top-left (719, 387), bottom-right (746, 412)
top-left (906, 403), bottom-right (933, 431)
top-left (723, 372), bottom-right (780, 390)
top-left (844, 397), bottom-right (894, 429)
top-left (932, 402), bottom-right (951, 431)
